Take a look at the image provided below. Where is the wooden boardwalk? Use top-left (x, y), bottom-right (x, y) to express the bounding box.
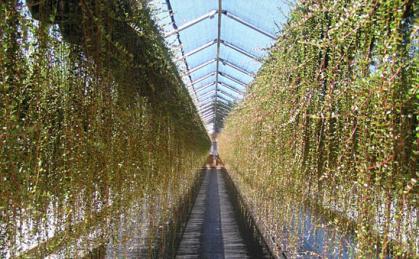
top-left (176, 168), bottom-right (262, 259)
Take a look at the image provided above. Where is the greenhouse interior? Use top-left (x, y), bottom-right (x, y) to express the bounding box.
top-left (0, 0), bottom-right (417, 258)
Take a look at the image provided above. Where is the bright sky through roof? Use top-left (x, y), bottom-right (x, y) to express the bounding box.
top-left (149, 0), bottom-right (294, 134)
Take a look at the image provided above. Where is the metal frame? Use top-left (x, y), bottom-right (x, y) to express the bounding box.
top-left (200, 95), bottom-right (216, 104)
top-left (216, 100), bottom-right (232, 109)
top-left (165, 10), bottom-right (218, 37)
top-left (202, 111), bottom-right (215, 119)
top-left (183, 59), bottom-right (217, 76)
top-left (199, 98), bottom-right (215, 107)
top-left (196, 82), bottom-right (216, 93)
top-left (217, 91), bottom-right (235, 102)
top-left (219, 58), bottom-right (255, 77)
top-left (222, 10), bottom-right (276, 39)
top-left (215, 106), bottom-right (230, 114)
top-left (197, 85), bottom-right (216, 95)
top-left (198, 90), bottom-right (216, 100)
top-left (165, 0), bottom-right (196, 99)
top-left (216, 95), bottom-right (232, 105)
top-left (163, 2), bottom-right (279, 132)
top-left (199, 102), bottom-right (214, 110)
top-left (200, 104), bottom-right (214, 113)
top-left (219, 72), bottom-right (248, 87)
top-left (213, 0), bottom-right (223, 131)
top-left (220, 40), bottom-right (260, 62)
top-left (201, 105), bottom-right (215, 113)
top-left (218, 89), bottom-right (238, 100)
top-left (219, 82), bottom-right (244, 95)
top-left (189, 72), bottom-right (216, 86)
top-left (197, 88), bottom-right (216, 97)
top-left (175, 39), bottom-right (217, 62)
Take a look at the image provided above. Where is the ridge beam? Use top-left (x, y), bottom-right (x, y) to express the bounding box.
top-left (214, 0), bottom-right (223, 132)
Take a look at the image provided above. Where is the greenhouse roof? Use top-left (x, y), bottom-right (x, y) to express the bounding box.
top-left (150, 0), bottom-right (292, 134)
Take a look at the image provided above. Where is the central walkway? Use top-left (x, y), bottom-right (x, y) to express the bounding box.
top-left (176, 168), bottom-right (253, 259)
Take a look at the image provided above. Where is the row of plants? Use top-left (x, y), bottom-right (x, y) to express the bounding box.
top-left (219, 0), bottom-right (417, 257)
top-left (0, 0), bottom-right (209, 257)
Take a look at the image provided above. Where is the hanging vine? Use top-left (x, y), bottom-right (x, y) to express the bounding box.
top-left (0, 0), bottom-right (209, 257)
top-left (219, 0), bottom-right (417, 257)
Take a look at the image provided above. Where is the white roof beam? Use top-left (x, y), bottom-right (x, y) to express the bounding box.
top-left (183, 59), bottom-right (217, 76)
top-left (219, 58), bottom-right (255, 77)
top-left (221, 40), bottom-right (261, 62)
top-left (165, 10), bottom-right (218, 37)
top-left (189, 72), bottom-right (216, 86)
top-left (195, 82), bottom-right (216, 92)
top-left (221, 10), bottom-right (276, 40)
top-left (175, 39), bottom-right (217, 62)
top-left (219, 72), bottom-right (248, 87)
top-left (219, 82), bottom-right (245, 95)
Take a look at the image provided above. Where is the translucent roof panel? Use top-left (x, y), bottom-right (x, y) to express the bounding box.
top-left (149, 0), bottom-right (294, 134)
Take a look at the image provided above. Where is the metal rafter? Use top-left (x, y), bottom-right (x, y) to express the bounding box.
top-left (216, 95), bottom-right (232, 105)
top-left (198, 90), bottom-right (216, 100)
top-left (221, 40), bottom-right (261, 62)
top-left (199, 98), bottom-right (215, 107)
top-left (202, 111), bottom-right (215, 119)
top-left (195, 82), bottom-right (216, 93)
top-left (217, 89), bottom-right (238, 101)
top-left (175, 39), bottom-right (217, 62)
top-left (165, 10), bottom-right (218, 37)
top-left (215, 106), bottom-right (230, 114)
top-left (197, 85), bottom-right (216, 95)
top-left (195, 82), bottom-right (216, 92)
top-left (199, 104), bottom-right (215, 114)
top-left (219, 72), bottom-right (248, 87)
top-left (189, 72), bottom-right (216, 86)
top-left (199, 102), bottom-right (214, 110)
top-left (219, 82), bottom-right (245, 95)
top-left (217, 92), bottom-right (235, 102)
top-left (200, 95), bottom-right (215, 104)
top-left (217, 100), bottom-right (231, 109)
top-left (206, 110), bottom-right (227, 119)
top-left (219, 58), bottom-right (255, 77)
top-left (197, 86), bottom-right (216, 96)
top-left (222, 10), bottom-right (276, 40)
top-left (216, 101), bottom-right (232, 110)
top-left (162, 4), bottom-right (280, 133)
top-left (184, 57), bottom-right (254, 78)
top-left (200, 108), bottom-right (214, 116)
top-left (183, 58), bottom-right (217, 76)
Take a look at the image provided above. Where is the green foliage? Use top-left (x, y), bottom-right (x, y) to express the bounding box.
top-left (0, 0), bottom-right (209, 257)
top-left (219, 0), bottom-right (417, 257)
